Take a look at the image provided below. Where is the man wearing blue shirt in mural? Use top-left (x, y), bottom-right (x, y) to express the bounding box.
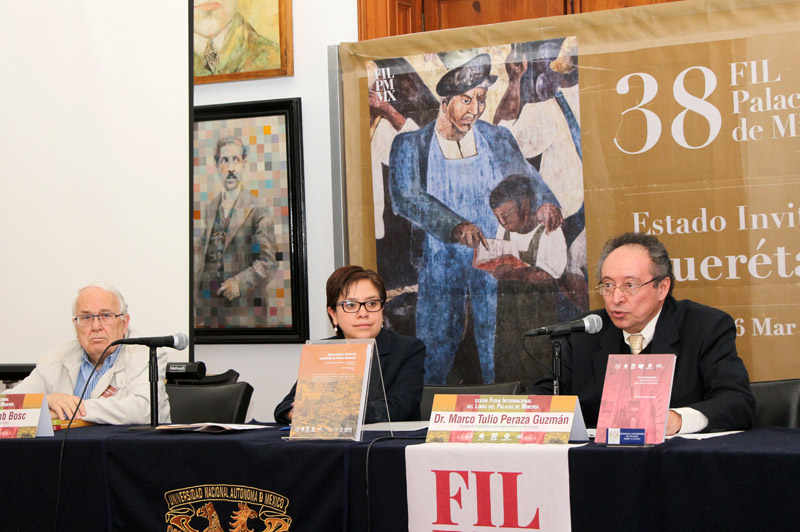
top-left (388, 53), bottom-right (562, 384)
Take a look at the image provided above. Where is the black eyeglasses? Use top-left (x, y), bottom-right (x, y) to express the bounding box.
top-left (335, 300), bottom-right (385, 313)
top-left (73, 312), bottom-right (124, 327)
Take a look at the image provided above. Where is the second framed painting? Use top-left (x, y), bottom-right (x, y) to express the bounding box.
top-left (192, 98), bottom-right (308, 343)
top-left (193, 0), bottom-right (294, 84)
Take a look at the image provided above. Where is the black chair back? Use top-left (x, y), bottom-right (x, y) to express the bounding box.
top-left (168, 368), bottom-right (240, 386)
top-left (166, 381), bottom-right (253, 424)
top-left (420, 381), bottom-right (521, 421)
top-left (750, 379), bottom-right (800, 428)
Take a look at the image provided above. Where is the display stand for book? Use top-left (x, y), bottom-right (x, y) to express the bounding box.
top-left (550, 336), bottom-right (566, 395)
top-left (286, 339), bottom-right (391, 441)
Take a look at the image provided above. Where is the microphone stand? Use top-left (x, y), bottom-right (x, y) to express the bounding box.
top-left (550, 336), bottom-right (564, 395)
top-left (149, 346), bottom-right (159, 427)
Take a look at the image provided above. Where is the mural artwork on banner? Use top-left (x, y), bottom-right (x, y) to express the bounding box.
top-left (367, 40), bottom-right (589, 386)
top-left (192, 99), bottom-right (308, 343)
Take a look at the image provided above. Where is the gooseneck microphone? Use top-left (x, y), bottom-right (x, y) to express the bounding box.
top-left (110, 332), bottom-right (189, 350)
top-left (523, 314), bottom-right (603, 337)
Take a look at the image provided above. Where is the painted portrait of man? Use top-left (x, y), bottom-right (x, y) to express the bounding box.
top-left (193, 0), bottom-right (283, 80)
top-left (193, 114), bottom-right (296, 333)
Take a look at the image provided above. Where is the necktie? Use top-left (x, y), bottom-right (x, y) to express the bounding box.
top-left (629, 334), bottom-right (644, 355)
top-left (204, 39), bottom-right (219, 74)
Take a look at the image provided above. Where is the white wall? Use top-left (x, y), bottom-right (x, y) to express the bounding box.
top-left (194, 2), bottom-right (358, 421)
top-left (0, 3), bottom-right (189, 365)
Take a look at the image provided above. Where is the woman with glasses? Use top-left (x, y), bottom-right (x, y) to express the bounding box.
top-left (274, 265), bottom-right (426, 423)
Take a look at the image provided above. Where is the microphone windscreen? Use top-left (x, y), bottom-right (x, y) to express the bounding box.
top-left (173, 332), bottom-right (189, 350)
top-left (584, 314), bottom-right (603, 334)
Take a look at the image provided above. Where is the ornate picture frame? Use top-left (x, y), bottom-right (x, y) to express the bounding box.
top-left (192, 98), bottom-right (308, 343)
top-left (193, 0), bottom-right (293, 84)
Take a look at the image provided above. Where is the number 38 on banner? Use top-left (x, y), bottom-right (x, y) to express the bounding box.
top-left (614, 66), bottom-right (722, 154)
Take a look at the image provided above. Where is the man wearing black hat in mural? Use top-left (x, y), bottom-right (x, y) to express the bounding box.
top-left (388, 53), bottom-right (562, 385)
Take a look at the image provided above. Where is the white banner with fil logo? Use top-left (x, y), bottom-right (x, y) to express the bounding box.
top-left (406, 443), bottom-right (577, 532)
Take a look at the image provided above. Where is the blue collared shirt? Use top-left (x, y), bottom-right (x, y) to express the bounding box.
top-left (73, 346), bottom-right (121, 399)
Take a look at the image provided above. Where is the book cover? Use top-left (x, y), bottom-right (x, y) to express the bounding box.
top-left (595, 354), bottom-right (677, 445)
top-left (472, 239), bottom-right (528, 272)
top-left (156, 422), bottom-right (267, 433)
top-left (288, 341), bottom-right (373, 440)
top-left (52, 419), bottom-right (94, 431)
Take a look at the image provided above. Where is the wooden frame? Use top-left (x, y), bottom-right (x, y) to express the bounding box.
top-left (193, 0), bottom-right (293, 84)
top-left (192, 98), bottom-right (308, 343)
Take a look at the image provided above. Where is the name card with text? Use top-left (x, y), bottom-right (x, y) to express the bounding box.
top-left (0, 394), bottom-right (54, 438)
top-left (426, 394), bottom-right (587, 444)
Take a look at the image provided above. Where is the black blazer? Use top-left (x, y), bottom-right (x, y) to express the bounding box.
top-left (274, 328), bottom-right (426, 423)
top-left (529, 296), bottom-right (755, 431)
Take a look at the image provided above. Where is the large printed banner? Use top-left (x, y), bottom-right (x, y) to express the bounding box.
top-left (339, 0), bottom-right (800, 382)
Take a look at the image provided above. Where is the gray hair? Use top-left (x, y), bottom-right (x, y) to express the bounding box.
top-left (214, 136), bottom-right (247, 165)
top-left (72, 282), bottom-right (128, 316)
top-left (596, 232), bottom-right (674, 296)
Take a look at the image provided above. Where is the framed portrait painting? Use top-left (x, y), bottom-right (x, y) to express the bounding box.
top-left (192, 98), bottom-right (308, 343)
top-left (193, 0), bottom-right (293, 84)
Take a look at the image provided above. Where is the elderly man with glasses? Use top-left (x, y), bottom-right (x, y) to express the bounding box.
top-left (9, 282), bottom-right (170, 425)
top-left (529, 232), bottom-right (755, 435)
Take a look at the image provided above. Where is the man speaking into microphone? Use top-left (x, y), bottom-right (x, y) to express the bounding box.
top-left (9, 282), bottom-right (174, 425)
top-left (528, 233), bottom-right (755, 435)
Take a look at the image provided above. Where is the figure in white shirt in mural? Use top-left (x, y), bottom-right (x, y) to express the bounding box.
top-left (494, 36), bottom-right (589, 322)
top-left (485, 174), bottom-right (568, 384)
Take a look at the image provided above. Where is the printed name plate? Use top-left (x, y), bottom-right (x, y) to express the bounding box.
top-left (607, 427), bottom-right (647, 445)
top-left (0, 393), bottom-right (54, 438)
top-left (426, 394), bottom-right (588, 444)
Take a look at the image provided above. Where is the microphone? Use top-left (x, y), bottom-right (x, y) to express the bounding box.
top-left (524, 314), bottom-right (603, 337)
top-left (110, 333), bottom-right (189, 350)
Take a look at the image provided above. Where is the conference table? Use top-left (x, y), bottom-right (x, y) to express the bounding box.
top-left (1, 424), bottom-right (798, 531)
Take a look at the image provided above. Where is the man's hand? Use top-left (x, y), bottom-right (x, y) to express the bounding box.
top-left (504, 50), bottom-right (528, 84)
top-left (450, 222), bottom-right (488, 249)
top-left (217, 279), bottom-right (241, 300)
top-left (369, 88), bottom-right (406, 130)
top-left (666, 410), bottom-right (683, 436)
top-left (536, 203), bottom-right (563, 233)
top-left (48, 393), bottom-right (86, 421)
top-left (494, 50), bottom-right (528, 124)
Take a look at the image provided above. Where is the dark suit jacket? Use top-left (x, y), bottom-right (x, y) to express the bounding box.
top-left (195, 188), bottom-right (277, 294)
top-left (529, 296), bottom-right (755, 431)
top-left (274, 328), bottom-right (426, 423)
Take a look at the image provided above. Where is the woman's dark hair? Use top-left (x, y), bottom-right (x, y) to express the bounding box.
top-left (325, 265), bottom-right (387, 326)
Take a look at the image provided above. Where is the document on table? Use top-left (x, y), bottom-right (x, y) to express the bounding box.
top-left (156, 423), bottom-right (271, 433)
